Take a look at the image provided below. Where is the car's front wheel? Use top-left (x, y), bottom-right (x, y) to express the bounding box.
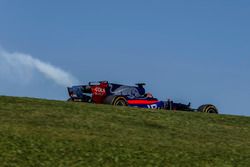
top-left (198, 104), bottom-right (218, 114)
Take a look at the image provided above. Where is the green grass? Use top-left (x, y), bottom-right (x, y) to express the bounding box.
top-left (0, 96), bottom-right (249, 167)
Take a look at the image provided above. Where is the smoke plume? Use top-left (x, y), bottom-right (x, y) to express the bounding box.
top-left (0, 48), bottom-right (79, 87)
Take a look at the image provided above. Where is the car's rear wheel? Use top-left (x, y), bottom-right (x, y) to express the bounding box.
top-left (113, 96), bottom-right (127, 106)
top-left (104, 96), bottom-right (127, 106)
top-left (198, 104), bottom-right (218, 114)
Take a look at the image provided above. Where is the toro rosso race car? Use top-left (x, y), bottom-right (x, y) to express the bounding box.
top-left (67, 81), bottom-right (218, 114)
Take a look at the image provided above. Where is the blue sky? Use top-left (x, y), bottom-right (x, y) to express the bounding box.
top-left (0, 0), bottom-right (250, 116)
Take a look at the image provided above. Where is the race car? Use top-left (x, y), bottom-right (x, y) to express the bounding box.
top-left (67, 81), bottom-right (218, 114)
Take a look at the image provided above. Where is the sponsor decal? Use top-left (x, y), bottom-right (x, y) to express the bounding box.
top-left (147, 104), bottom-right (158, 109)
top-left (110, 85), bottom-right (140, 98)
top-left (92, 86), bottom-right (106, 96)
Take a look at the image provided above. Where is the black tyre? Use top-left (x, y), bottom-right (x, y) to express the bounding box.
top-left (113, 96), bottom-right (127, 106)
top-left (104, 96), bottom-right (127, 106)
top-left (198, 104), bottom-right (218, 114)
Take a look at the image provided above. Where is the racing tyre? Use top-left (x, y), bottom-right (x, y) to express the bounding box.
top-left (104, 96), bottom-right (127, 106)
top-left (198, 104), bottom-right (218, 114)
top-left (113, 96), bottom-right (127, 106)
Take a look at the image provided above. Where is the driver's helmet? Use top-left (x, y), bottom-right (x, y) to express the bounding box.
top-left (145, 92), bottom-right (153, 98)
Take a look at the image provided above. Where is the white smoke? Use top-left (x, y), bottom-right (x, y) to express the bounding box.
top-left (0, 48), bottom-right (79, 87)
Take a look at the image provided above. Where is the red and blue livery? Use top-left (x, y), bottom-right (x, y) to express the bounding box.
top-left (67, 81), bottom-right (218, 114)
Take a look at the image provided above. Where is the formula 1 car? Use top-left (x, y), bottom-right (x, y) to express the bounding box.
top-left (67, 81), bottom-right (218, 114)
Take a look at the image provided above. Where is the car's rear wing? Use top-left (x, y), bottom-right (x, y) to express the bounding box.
top-left (135, 83), bottom-right (146, 87)
top-left (88, 81), bottom-right (108, 86)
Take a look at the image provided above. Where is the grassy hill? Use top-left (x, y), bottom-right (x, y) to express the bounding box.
top-left (0, 96), bottom-right (249, 167)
